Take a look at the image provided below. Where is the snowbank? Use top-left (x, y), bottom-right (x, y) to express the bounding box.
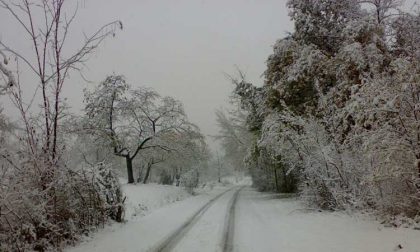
top-left (122, 183), bottom-right (191, 219)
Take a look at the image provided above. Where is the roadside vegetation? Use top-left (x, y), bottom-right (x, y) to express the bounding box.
top-left (0, 1), bottom-right (209, 250)
top-left (217, 0), bottom-right (420, 222)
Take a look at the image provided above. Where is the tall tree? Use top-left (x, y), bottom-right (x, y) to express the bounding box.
top-left (84, 75), bottom-right (191, 183)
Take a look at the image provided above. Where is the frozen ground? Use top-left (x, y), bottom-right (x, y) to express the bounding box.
top-left (67, 183), bottom-right (420, 252)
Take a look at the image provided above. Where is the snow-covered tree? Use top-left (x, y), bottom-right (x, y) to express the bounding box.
top-left (215, 105), bottom-right (253, 177)
top-left (84, 75), bottom-right (193, 184)
top-left (154, 127), bottom-right (210, 187)
top-left (232, 0), bottom-right (420, 216)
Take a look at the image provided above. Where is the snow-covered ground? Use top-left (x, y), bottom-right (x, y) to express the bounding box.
top-left (67, 183), bottom-right (420, 252)
top-left (66, 182), bottom-right (232, 252)
top-left (122, 183), bottom-right (191, 219)
top-left (234, 187), bottom-right (420, 252)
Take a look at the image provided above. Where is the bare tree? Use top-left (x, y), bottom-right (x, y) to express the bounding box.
top-left (0, 0), bottom-right (122, 170)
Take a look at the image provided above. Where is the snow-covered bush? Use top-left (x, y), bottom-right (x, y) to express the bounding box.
top-left (0, 153), bottom-right (124, 251)
top-left (94, 162), bottom-right (125, 222)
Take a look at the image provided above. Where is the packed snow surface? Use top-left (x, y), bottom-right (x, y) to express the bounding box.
top-left (170, 188), bottom-right (239, 251)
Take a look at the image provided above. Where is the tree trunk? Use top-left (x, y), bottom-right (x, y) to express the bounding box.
top-left (126, 157), bottom-right (135, 184)
top-left (143, 163), bottom-right (152, 184)
top-left (274, 167), bottom-right (279, 192)
top-left (282, 167), bottom-right (292, 192)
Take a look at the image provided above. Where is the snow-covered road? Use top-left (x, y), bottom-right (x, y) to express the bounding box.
top-left (158, 187), bottom-right (242, 252)
top-left (68, 186), bottom-right (420, 252)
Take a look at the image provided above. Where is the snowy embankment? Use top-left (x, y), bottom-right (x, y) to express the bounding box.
top-left (122, 183), bottom-right (191, 220)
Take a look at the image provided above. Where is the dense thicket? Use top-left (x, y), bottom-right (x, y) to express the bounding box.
top-left (232, 0), bottom-right (420, 217)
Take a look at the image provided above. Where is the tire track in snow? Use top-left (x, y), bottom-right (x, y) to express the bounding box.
top-left (153, 187), bottom-right (236, 252)
top-left (221, 186), bottom-right (243, 252)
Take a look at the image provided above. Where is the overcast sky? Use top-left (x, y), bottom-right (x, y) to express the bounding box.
top-left (1, 0), bottom-right (417, 152)
top-left (1, 0), bottom-right (293, 151)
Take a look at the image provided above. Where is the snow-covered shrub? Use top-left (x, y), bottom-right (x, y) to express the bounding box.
top-left (94, 162), bottom-right (125, 222)
top-left (254, 110), bottom-right (368, 209)
top-left (0, 155), bottom-right (124, 251)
